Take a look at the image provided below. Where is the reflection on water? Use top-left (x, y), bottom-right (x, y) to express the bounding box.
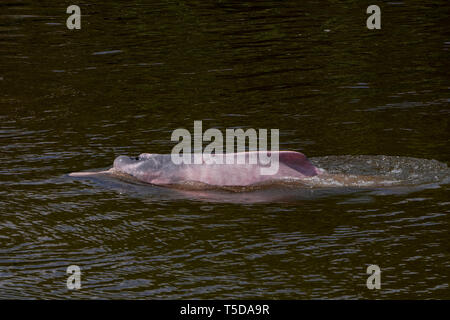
top-left (1, 0), bottom-right (449, 299)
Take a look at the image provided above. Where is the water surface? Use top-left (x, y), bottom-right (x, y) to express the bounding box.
top-left (1, 0), bottom-right (449, 299)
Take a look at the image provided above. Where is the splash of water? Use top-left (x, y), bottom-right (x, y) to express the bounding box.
top-left (309, 155), bottom-right (449, 186)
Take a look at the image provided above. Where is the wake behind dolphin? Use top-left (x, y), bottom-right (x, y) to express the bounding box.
top-left (68, 151), bottom-right (449, 190)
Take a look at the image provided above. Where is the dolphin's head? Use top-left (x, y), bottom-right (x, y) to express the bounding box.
top-left (113, 154), bottom-right (163, 183)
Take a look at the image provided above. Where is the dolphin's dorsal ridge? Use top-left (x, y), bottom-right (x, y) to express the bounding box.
top-left (278, 151), bottom-right (318, 176)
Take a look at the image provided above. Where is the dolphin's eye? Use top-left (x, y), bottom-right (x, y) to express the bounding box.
top-left (134, 156), bottom-right (139, 161)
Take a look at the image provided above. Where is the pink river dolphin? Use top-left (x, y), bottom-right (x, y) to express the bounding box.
top-left (70, 151), bottom-right (326, 187)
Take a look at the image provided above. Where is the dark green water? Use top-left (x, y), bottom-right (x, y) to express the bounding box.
top-left (1, 1), bottom-right (449, 299)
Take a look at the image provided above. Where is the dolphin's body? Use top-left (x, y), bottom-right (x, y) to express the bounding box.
top-left (71, 151), bottom-right (325, 187)
top-left (113, 151), bottom-right (323, 186)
